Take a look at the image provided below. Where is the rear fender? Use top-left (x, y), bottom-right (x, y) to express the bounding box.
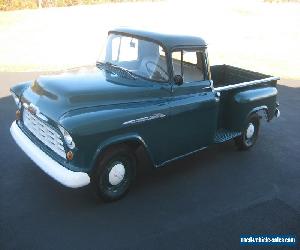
top-left (232, 87), bottom-right (278, 130)
top-left (247, 106), bottom-right (268, 121)
top-left (241, 106), bottom-right (271, 133)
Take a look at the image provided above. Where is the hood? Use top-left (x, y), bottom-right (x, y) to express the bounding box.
top-left (21, 66), bottom-right (159, 122)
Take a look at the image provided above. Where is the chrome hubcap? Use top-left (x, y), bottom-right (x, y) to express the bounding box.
top-left (246, 123), bottom-right (255, 139)
top-left (109, 162), bottom-right (125, 186)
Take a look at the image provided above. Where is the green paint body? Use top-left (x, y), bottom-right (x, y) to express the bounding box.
top-left (11, 28), bottom-right (279, 174)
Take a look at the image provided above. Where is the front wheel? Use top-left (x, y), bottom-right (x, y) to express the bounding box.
top-left (235, 113), bottom-right (260, 150)
top-left (91, 145), bottom-right (136, 202)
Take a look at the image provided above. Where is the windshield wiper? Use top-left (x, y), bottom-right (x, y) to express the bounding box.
top-left (96, 61), bottom-right (137, 80)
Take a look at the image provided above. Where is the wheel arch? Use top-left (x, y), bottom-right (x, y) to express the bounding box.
top-left (236, 105), bottom-right (267, 131)
top-left (235, 107), bottom-right (261, 150)
top-left (90, 133), bottom-right (155, 173)
top-left (246, 105), bottom-right (269, 122)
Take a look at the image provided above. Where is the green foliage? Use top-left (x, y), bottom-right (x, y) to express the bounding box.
top-left (0, 0), bottom-right (152, 11)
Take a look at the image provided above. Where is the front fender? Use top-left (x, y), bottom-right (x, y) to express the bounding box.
top-left (90, 133), bottom-right (155, 172)
top-left (59, 105), bottom-right (160, 173)
top-left (10, 81), bottom-right (31, 97)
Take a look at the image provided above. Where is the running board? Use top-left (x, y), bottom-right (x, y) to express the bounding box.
top-left (214, 129), bottom-right (241, 144)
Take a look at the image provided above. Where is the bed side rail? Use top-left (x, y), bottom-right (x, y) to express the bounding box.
top-left (214, 76), bottom-right (280, 92)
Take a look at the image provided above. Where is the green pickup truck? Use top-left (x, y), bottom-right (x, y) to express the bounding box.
top-left (10, 28), bottom-right (280, 201)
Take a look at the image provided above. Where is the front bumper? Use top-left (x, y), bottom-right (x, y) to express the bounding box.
top-left (10, 121), bottom-right (90, 188)
top-left (275, 108), bottom-right (280, 118)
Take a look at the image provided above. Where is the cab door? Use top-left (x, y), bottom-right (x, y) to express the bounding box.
top-left (167, 49), bottom-right (219, 159)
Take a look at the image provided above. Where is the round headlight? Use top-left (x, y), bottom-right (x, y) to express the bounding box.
top-left (64, 134), bottom-right (73, 145)
top-left (58, 125), bottom-right (75, 149)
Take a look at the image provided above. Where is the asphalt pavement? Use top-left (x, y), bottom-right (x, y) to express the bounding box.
top-left (0, 76), bottom-right (300, 250)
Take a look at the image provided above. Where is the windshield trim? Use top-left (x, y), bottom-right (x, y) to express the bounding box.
top-left (96, 61), bottom-right (137, 80)
top-left (105, 31), bottom-right (171, 84)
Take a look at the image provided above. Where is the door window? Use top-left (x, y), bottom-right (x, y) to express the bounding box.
top-left (172, 50), bottom-right (205, 82)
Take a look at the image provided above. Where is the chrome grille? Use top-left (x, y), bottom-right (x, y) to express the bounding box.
top-left (23, 109), bottom-right (66, 159)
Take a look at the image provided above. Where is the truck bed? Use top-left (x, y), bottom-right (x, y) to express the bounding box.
top-left (210, 65), bottom-right (276, 90)
top-left (210, 64), bottom-right (279, 133)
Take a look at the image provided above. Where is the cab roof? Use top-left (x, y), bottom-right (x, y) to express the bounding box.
top-left (109, 27), bottom-right (207, 50)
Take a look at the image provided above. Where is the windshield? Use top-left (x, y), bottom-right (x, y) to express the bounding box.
top-left (99, 33), bottom-right (169, 82)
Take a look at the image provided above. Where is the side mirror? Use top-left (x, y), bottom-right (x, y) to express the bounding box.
top-left (174, 75), bottom-right (183, 86)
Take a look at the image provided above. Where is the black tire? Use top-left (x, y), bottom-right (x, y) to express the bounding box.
top-left (235, 113), bottom-right (260, 150)
top-left (91, 145), bottom-right (136, 202)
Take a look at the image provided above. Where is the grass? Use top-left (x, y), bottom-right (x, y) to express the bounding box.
top-left (0, 0), bottom-right (299, 79)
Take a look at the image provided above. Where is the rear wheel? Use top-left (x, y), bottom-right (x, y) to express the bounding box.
top-left (91, 145), bottom-right (136, 202)
top-left (235, 113), bottom-right (260, 150)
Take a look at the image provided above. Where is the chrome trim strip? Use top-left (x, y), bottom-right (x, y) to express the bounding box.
top-left (36, 112), bottom-right (48, 122)
top-left (156, 146), bottom-right (207, 168)
top-left (214, 77), bottom-right (280, 92)
top-left (123, 113), bottom-right (166, 125)
top-left (10, 122), bottom-right (90, 188)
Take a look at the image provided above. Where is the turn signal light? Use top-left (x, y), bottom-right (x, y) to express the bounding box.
top-left (16, 110), bottom-right (21, 120)
top-left (66, 151), bottom-right (74, 161)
